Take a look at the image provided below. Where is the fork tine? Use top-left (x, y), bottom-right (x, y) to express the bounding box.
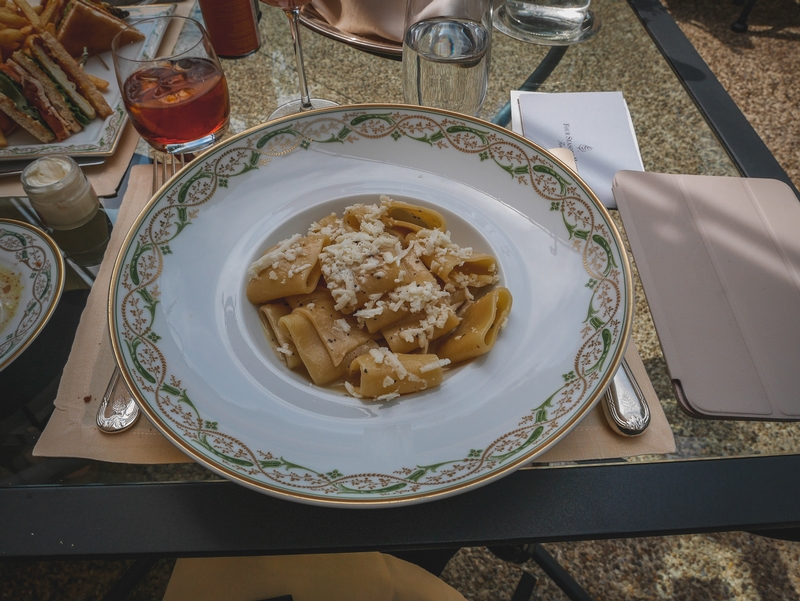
top-left (152, 152), bottom-right (187, 194)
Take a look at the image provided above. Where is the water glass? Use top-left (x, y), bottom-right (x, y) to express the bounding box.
top-left (494, 0), bottom-right (600, 45)
top-left (402, 0), bottom-right (492, 117)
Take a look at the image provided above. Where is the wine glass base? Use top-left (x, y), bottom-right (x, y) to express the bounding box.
top-left (269, 98), bottom-right (339, 121)
top-left (493, 6), bottom-right (601, 46)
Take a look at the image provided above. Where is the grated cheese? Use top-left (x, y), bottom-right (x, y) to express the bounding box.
top-left (247, 234), bottom-right (302, 280)
top-left (420, 358), bottom-right (451, 373)
top-left (276, 343), bottom-right (294, 356)
top-left (344, 381), bottom-right (363, 398)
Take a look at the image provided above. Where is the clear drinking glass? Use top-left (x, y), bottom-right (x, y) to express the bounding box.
top-left (112, 16), bottom-right (231, 155)
top-left (402, 0), bottom-right (493, 117)
top-left (494, 0), bottom-right (601, 45)
top-left (259, 0), bottom-right (338, 120)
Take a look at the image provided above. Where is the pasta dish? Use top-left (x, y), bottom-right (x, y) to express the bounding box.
top-left (246, 196), bottom-right (512, 400)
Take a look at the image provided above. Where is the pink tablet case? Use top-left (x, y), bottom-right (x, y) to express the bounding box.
top-left (613, 171), bottom-right (800, 420)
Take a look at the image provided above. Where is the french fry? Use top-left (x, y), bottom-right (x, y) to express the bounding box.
top-left (44, 21), bottom-right (54, 35)
top-left (0, 129), bottom-right (7, 148)
top-left (10, 0), bottom-right (43, 31)
top-left (0, 7), bottom-right (28, 27)
top-left (0, 28), bottom-right (24, 45)
top-left (87, 73), bottom-right (109, 91)
top-left (40, 0), bottom-right (58, 25)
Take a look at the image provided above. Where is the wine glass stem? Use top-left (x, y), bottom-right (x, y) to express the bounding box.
top-left (284, 8), bottom-right (313, 111)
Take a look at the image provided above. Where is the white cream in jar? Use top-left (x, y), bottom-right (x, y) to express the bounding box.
top-left (21, 156), bottom-right (99, 230)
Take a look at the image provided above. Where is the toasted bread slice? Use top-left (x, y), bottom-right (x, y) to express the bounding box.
top-left (0, 68), bottom-right (55, 143)
top-left (38, 31), bottom-right (113, 119)
top-left (12, 50), bottom-right (83, 134)
top-left (27, 35), bottom-right (96, 121)
top-left (57, 0), bottom-right (144, 58)
top-left (6, 59), bottom-right (70, 141)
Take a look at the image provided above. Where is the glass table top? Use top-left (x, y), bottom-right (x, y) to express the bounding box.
top-left (1, 0), bottom-right (797, 492)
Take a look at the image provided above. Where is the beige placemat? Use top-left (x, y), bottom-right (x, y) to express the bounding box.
top-left (34, 162), bottom-right (674, 464)
top-left (536, 341), bottom-right (675, 463)
top-left (0, 0), bottom-right (197, 199)
top-left (34, 164), bottom-right (187, 462)
top-left (164, 553), bottom-right (467, 601)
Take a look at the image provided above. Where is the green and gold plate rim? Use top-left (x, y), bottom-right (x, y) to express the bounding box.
top-left (108, 103), bottom-right (634, 506)
top-left (0, 218), bottom-right (65, 372)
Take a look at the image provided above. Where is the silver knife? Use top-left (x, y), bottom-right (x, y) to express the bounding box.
top-left (0, 156), bottom-right (105, 177)
top-left (602, 358), bottom-right (651, 436)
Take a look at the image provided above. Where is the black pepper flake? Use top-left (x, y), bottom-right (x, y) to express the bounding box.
top-left (83, 395), bottom-right (92, 403)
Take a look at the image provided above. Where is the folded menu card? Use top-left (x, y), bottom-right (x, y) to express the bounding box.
top-left (613, 171), bottom-right (800, 421)
top-left (511, 91), bottom-right (644, 209)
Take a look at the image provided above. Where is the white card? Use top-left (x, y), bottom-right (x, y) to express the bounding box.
top-left (510, 91), bottom-right (644, 209)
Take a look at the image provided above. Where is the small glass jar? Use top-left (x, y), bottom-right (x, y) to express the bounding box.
top-left (21, 156), bottom-right (110, 266)
top-left (21, 156), bottom-right (99, 230)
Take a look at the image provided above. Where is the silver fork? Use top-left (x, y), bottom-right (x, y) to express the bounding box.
top-left (97, 152), bottom-right (185, 433)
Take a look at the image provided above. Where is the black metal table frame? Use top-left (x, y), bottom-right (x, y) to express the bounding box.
top-left (2, 0), bottom-right (799, 561)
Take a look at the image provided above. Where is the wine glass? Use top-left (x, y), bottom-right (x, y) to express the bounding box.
top-left (112, 16), bottom-right (230, 156)
top-left (259, 0), bottom-right (337, 120)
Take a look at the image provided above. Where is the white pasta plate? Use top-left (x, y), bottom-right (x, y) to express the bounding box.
top-left (109, 104), bottom-right (633, 506)
top-left (0, 219), bottom-right (65, 372)
top-left (0, 4), bottom-right (175, 161)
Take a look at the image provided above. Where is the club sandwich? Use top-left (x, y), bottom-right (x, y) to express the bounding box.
top-left (57, 0), bottom-right (145, 58)
top-left (0, 31), bottom-right (113, 143)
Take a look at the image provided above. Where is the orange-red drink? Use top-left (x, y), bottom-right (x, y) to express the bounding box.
top-left (122, 57), bottom-right (230, 150)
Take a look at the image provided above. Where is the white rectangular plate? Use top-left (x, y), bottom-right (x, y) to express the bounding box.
top-left (0, 3), bottom-right (175, 161)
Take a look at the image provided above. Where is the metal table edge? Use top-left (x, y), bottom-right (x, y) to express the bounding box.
top-left (2, 455), bottom-right (800, 559)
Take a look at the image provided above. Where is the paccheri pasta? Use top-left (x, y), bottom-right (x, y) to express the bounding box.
top-left (246, 196), bottom-right (512, 401)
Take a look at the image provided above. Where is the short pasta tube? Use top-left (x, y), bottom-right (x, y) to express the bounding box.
top-left (357, 255), bottom-right (439, 333)
top-left (383, 198), bottom-right (447, 237)
top-left (382, 306), bottom-right (460, 354)
top-left (287, 289), bottom-right (372, 367)
top-left (259, 301), bottom-right (302, 369)
top-left (437, 287), bottom-right (512, 364)
top-left (425, 250), bottom-right (498, 289)
top-left (280, 311), bottom-right (377, 385)
top-left (246, 234), bottom-right (327, 304)
top-left (347, 349), bottom-right (448, 399)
